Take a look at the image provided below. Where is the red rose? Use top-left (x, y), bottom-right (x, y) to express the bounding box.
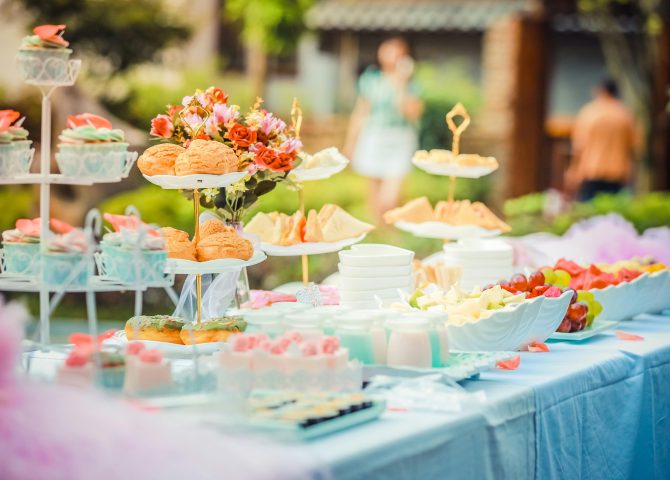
top-left (254, 145), bottom-right (293, 172)
top-left (150, 114), bottom-right (174, 138)
top-left (206, 87), bottom-right (229, 105)
top-left (225, 124), bottom-right (257, 148)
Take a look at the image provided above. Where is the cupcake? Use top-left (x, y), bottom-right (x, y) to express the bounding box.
top-left (137, 143), bottom-right (184, 176)
top-left (55, 113), bottom-right (130, 178)
top-left (1, 218), bottom-right (73, 275)
top-left (123, 343), bottom-right (173, 395)
top-left (17, 24), bottom-right (73, 84)
top-left (42, 227), bottom-right (89, 287)
top-left (99, 213), bottom-right (167, 285)
top-left (0, 110), bottom-right (33, 178)
top-left (175, 139), bottom-right (239, 175)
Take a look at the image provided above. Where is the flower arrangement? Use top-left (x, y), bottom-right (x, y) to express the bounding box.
top-left (149, 87), bottom-right (302, 222)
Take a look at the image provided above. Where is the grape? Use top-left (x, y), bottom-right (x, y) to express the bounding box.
top-left (541, 268), bottom-right (556, 284)
top-left (510, 273), bottom-right (529, 292)
top-left (553, 269), bottom-right (571, 288)
top-left (567, 302), bottom-right (588, 321)
top-left (577, 290), bottom-right (594, 303)
top-left (557, 317), bottom-right (572, 333)
top-left (543, 286), bottom-right (562, 298)
top-left (528, 271), bottom-right (545, 290)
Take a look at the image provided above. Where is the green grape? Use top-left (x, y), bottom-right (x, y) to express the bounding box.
top-left (577, 290), bottom-right (595, 302)
top-left (541, 268), bottom-right (556, 285)
top-left (409, 290), bottom-right (424, 309)
top-left (553, 269), bottom-right (571, 288)
top-left (586, 312), bottom-right (595, 328)
top-left (591, 300), bottom-right (603, 316)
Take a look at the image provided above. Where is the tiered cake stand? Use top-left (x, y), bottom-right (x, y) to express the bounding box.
top-left (0, 54), bottom-right (175, 345)
top-left (256, 99), bottom-right (360, 292)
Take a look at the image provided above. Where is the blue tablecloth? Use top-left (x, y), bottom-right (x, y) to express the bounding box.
top-left (305, 313), bottom-right (670, 479)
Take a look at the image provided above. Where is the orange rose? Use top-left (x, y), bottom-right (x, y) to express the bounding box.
top-left (206, 87), bottom-right (228, 105)
top-left (150, 114), bottom-right (174, 138)
top-left (254, 145), bottom-right (293, 172)
top-left (225, 124), bottom-right (257, 148)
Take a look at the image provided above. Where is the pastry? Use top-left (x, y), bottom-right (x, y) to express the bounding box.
top-left (457, 154), bottom-right (498, 169)
top-left (196, 230), bottom-right (254, 261)
top-left (125, 315), bottom-right (186, 344)
top-left (160, 227), bottom-right (197, 261)
top-left (471, 202), bottom-right (511, 232)
top-left (180, 317), bottom-right (246, 345)
top-left (174, 139), bottom-right (239, 175)
top-left (303, 209), bottom-right (324, 242)
top-left (199, 218), bottom-right (233, 239)
top-left (137, 143), bottom-right (184, 176)
top-left (245, 212), bottom-right (281, 243)
top-left (383, 196), bottom-right (434, 224)
top-left (320, 206), bottom-right (374, 242)
top-left (280, 210), bottom-right (305, 245)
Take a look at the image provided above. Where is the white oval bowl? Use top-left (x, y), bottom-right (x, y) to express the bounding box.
top-left (338, 274), bottom-right (412, 291)
top-left (338, 263), bottom-right (413, 278)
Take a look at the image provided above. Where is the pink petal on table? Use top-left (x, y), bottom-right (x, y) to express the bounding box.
top-left (496, 355), bottom-right (521, 370)
top-left (615, 330), bottom-right (644, 341)
top-left (528, 342), bottom-right (550, 352)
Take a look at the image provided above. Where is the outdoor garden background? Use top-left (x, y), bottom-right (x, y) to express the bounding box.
top-left (1, 0), bottom-right (669, 337)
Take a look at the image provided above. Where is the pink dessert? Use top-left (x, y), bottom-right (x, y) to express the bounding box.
top-left (122, 343), bottom-right (172, 395)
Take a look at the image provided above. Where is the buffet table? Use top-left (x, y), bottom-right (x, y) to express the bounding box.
top-left (304, 312), bottom-right (670, 479)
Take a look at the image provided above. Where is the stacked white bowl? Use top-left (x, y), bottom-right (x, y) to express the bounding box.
top-left (337, 244), bottom-right (415, 309)
top-left (442, 238), bottom-right (513, 290)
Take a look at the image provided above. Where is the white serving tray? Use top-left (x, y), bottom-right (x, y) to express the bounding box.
top-left (395, 220), bottom-right (501, 240)
top-left (143, 171), bottom-right (246, 190)
top-left (259, 234), bottom-right (366, 257)
top-left (165, 250), bottom-right (266, 274)
top-left (549, 320), bottom-right (619, 341)
top-left (412, 159), bottom-right (498, 178)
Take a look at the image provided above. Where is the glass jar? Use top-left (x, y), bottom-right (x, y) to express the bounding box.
top-left (402, 312), bottom-right (449, 367)
top-left (283, 312), bottom-right (324, 339)
top-left (334, 319), bottom-right (376, 365)
top-left (386, 317), bottom-right (432, 369)
top-left (243, 309), bottom-right (284, 338)
top-left (336, 310), bottom-right (388, 364)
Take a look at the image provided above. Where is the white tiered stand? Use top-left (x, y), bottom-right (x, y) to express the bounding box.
top-left (0, 55), bottom-right (177, 345)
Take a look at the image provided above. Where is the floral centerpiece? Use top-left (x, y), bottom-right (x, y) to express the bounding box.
top-left (149, 87), bottom-right (302, 223)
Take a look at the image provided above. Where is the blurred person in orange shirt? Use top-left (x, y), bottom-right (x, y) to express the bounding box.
top-left (565, 79), bottom-right (639, 202)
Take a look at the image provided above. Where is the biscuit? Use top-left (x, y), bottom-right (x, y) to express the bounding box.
top-left (175, 139), bottom-right (239, 175)
top-left (137, 144), bottom-right (184, 176)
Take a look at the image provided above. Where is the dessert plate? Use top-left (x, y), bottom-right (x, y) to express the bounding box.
top-left (291, 163), bottom-right (348, 182)
top-left (395, 220), bottom-right (501, 240)
top-left (412, 159), bottom-right (497, 178)
top-left (549, 320), bottom-right (619, 341)
top-left (165, 250), bottom-right (266, 274)
top-left (143, 171), bottom-right (246, 190)
top-left (260, 234), bottom-right (366, 256)
top-left (104, 331), bottom-right (221, 356)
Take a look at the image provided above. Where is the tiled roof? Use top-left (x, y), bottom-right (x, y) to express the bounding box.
top-left (305, 0), bottom-right (532, 32)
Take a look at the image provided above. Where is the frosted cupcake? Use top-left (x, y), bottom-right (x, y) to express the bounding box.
top-left (0, 110), bottom-right (33, 178)
top-left (56, 113), bottom-right (130, 178)
top-left (1, 218), bottom-right (73, 274)
top-left (99, 213), bottom-right (166, 285)
top-left (17, 24), bottom-right (73, 84)
top-left (42, 227), bottom-right (89, 287)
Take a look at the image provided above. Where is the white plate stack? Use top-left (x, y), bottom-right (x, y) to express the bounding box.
top-left (442, 239), bottom-right (513, 291)
top-left (338, 244), bottom-right (415, 309)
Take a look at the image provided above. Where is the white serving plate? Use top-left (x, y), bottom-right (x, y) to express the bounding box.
top-left (647, 270), bottom-right (670, 313)
top-left (339, 244), bottom-right (414, 267)
top-left (259, 234), bottom-right (366, 257)
top-left (143, 171), bottom-right (246, 190)
top-left (395, 220), bottom-right (501, 240)
top-left (591, 273), bottom-right (649, 322)
top-left (291, 163), bottom-right (348, 182)
top-left (549, 320), bottom-right (619, 341)
top-left (337, 263), bottom-right (413, 278)
top-left (165, 250), bottom-right (266, 275)
top-left (412, 158), bottom-right (498, 178)
top-left (446, 291), bottom-right (571, 352)
top-left (104, 331), bottom-right (222, 356)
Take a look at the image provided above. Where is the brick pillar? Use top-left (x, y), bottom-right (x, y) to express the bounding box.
top-left (480, 13), bottom-right (549, 200)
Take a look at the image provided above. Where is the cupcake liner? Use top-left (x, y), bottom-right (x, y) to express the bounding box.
top-left (56, 144), bottom-right (131, 178)
top-left (99, 243), bottom-right (167, 284)
top-left (0, 141), bottom-right (34, 178)
top-left (1, 242), bottom-right (40, 274)
top-left (42, 252), bottom-right (89, 287)
top-left (16, 48), bottom-right (73, 84)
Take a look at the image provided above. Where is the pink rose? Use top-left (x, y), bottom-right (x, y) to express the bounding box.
top-left (150, 114), bottom-right (174, 138)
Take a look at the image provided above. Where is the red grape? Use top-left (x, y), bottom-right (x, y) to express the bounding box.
top-left (528, 271), bottom-right (545, 290)
top-left (557, 317), bottom-right (572, 333)
top-left (567, 302), bottom-right (588, 321)
top-left (531, 285), bottom-right (550, 297)
top-left (510, 273), bottom-right (529, 292)
top-left (543, 286), bottom-right (562, 298)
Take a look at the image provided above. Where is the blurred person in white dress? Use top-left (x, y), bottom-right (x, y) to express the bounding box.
top-left (344, 37), bottom-right (424, 222)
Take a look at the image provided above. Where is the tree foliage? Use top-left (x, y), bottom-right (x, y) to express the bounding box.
top-left (13, 0), bottom-right (190, 72)
top-left (223, 0), bottom-right (314, 56)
